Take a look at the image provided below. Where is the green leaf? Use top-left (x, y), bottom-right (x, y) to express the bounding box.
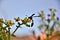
top-left (2, 32), bottom-right (8, 40)
top-left (0, 35), bottom-right (2, 40)
top-left (0, 37), bottom-right (2, 40)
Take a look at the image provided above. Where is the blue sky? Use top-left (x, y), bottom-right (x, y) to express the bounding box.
top-left (0, 0), bottom-right (60, 37)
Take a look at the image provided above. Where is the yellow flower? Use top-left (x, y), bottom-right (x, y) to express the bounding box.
top-left (14, 17), bottom-right (21, 21)
top-left (0, 18), bottom-right (4, 23)
top-left (23, 17), bottom-right (31, 23)
top-left (6, 20), bottom-right (14, 26)
top-left (51, 13), bottom-right (55, 20)
top-left (51, 15), bottom-right (55, 20)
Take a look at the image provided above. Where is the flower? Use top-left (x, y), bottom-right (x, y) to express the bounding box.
top-left (49, 8), bottom-right (57, 12)
top-left (14, 17), bottom-right (21, 21)
top-left (0, 18), bottom-right (4, 23)
top-left (6, 20), bottom-right (14, 26)
top-left (51, 13), bottom-right (56, 20)
top-left (39, 10), bottom-right (45, 20)
top-left (0, 18), bottom-right (4, 25)
top-left (27, 18), bottom-right (32, 22)
top-left (23, 17), bottom-right (31, 24)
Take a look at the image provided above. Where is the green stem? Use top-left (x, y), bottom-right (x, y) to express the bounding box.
top-left (8, 27), bottom-right (10, 40)
top-left (12, 27), bottom-right (19, 35)
top-left (12, 22), bottom-right (22, 35)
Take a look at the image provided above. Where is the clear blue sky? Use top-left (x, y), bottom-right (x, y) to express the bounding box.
top-left (0, 0), bottom-right (60, 37)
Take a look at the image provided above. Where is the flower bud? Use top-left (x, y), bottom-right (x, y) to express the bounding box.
top-left (14, 17), bottom-right (21, 21)
top-left (6, 20), bottom-right (14, 26)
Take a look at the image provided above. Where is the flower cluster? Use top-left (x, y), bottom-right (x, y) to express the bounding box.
top-left (0, 16), bottom-right (33, 40)
top-left (49, 8), bottom-right (57, 12)
top-left (37, 8), bottom-right (60, 40)
top-left (6, 20), bottom-right (14, 26)
top-left (22, 17), bottom-right (31, 24)
top-left (38, 10), bottom-right (45, 20)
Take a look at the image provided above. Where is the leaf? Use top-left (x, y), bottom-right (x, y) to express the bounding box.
top-left (2, 32), bottom-right (8, 40)
top-left (0, 37), bottom-right (2, 40)
top-left (0, 27), bottom-right (2, 31)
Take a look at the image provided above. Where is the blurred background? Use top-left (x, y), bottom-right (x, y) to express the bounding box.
top-left (0, 0), bottom-right (60, 37)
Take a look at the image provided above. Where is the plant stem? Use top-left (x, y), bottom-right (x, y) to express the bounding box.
top-left (8, 27), bottom-right (10, 40)
top-left (12, 27), bottom-right (19, 35)
top-left (12, 22), bottom-right (22, 35)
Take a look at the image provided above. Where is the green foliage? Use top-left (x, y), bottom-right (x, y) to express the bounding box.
top-left (0, 15), bottom-right (34, 40)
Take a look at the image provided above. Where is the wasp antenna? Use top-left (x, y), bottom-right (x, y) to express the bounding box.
top-left (31, 14), bottom-right (35, 16)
